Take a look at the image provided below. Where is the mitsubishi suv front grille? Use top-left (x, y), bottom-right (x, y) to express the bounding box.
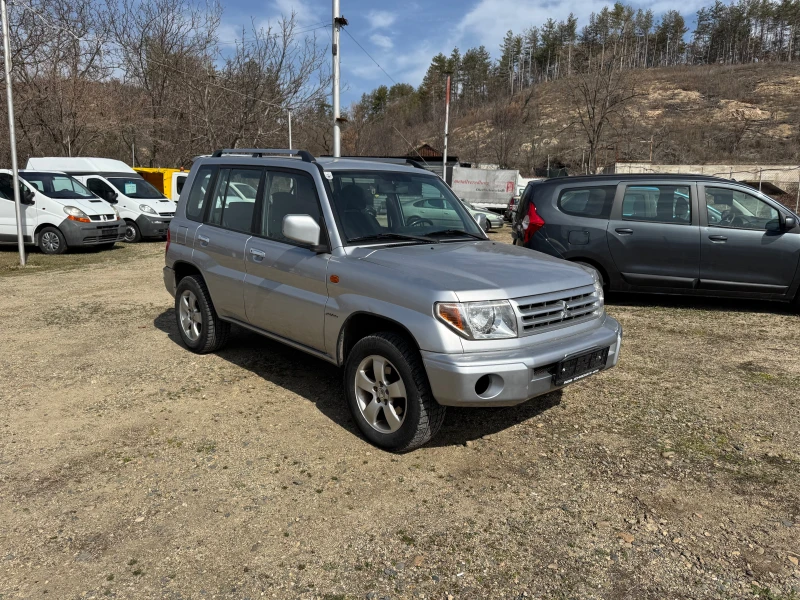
top-left (513, 284), bottom-right (601, 336)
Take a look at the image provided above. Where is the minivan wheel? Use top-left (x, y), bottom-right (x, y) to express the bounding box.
top-left (344, 332), bottom-right (446, 452)
top-left (124, 221), bottom-right (142, 243)
top-left (174, 275), bottom-right (230, 353)
top-left (38, 226), bottom-right (67, 255)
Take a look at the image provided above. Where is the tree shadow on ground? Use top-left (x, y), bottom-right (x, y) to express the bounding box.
top-left (154, 309), bottom-right (561, 450)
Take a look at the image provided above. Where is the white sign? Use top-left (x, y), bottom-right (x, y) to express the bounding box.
top-left (450, 167), bottom-right (519, 207)
top-left (124, 183), bottom-right (137, 195)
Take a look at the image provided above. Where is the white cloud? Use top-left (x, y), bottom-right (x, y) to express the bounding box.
top-left (370, 33), bottom-right (394, 50)
top-left (271, 0), bottom-right (317, 28)
top-left (367, 10), bottom-right (398, 29)
top-left (456, 0), bottom-right (709, 52)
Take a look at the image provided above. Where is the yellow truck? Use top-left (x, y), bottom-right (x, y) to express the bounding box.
top-left (134, 168), bottom-right (189, 202)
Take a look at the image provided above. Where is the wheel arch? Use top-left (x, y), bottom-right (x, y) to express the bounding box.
top-left (33, 221), bottom-right (62, 243)
top-left (173, 261), bottom-right (203, 286)
top-left (337, 312), bottom-right (421, 367)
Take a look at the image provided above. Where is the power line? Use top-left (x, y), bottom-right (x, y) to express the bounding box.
top-left (341, 27), bottom-right (397, 85)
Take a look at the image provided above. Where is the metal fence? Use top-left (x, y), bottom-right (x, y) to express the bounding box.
top-left (609, 164), bottom-right (800, 213)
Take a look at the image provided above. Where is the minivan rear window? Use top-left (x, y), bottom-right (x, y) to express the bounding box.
top-left (186, 166), bottom-right (215, 222)
top-left (557, 186), bottom-right (616, 219)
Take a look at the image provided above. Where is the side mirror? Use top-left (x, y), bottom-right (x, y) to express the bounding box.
top-left (283, 214), bottom-right (325, 251)
top-left (784, 215), bottom-right (797, 231)
top-left (105, 191), bottom-right (118, 204)
top-left (22, 188), bottom-right (35, 205)
top-left (475, 213), bottom-right (488, 232)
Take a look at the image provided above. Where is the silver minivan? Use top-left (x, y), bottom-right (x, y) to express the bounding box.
top-left (163, 150), bottom-right (622, 451)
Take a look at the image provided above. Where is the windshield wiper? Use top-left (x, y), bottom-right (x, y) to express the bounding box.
top-left (348, 232), bottom-right (439, 244)
top-left (425, 229), bottom-right (486, 241)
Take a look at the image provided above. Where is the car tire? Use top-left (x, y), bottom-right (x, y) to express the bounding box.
top-left (124, 220), bottom-right (142, 243)
top-left (38, 226), bottom-right (67, 255)
top-left (344, 332), bottom-right (446, 452)
top-left (174, 275), bottom-right (230, 354)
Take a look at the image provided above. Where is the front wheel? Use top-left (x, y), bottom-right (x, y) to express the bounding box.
top-left (344, 332), bottom-right (446, 452)
top-left (38, 226), bottom-right (67, 255)
top-left (124, 221), bottom-right (142, 243)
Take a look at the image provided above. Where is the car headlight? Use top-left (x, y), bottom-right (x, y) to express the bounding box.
top-left (593, 279), bottom-right (605, 316)
top-left (63, 206), bottom-right (90, 223)
top-left (139, 204), bottom-right (157, 215)
top-left (435, 300), bottom-right (518, 340)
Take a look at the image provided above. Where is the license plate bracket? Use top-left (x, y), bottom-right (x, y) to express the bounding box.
top-left (553, 347), bottom-right (609, 386)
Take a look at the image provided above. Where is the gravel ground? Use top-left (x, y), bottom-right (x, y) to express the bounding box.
top-left (1, 235), bottom-right (799, 600)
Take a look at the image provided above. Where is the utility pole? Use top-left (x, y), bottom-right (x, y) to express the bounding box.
top-left (332, 1), bottom-right (347, 158)
top-left (442, 74), bottom-right (451, 181)
top-left (2, 0), bottom-right (25, 266)
top-left (287, 108), bottom-right (293, 150)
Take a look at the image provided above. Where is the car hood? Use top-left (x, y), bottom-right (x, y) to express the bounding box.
top-left (57, 196), bottom-right (116, 215)
top-left (352, 240), bottom-right (594, 301)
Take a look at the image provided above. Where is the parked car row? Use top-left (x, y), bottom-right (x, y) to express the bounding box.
top-left (0, 157), bottom-right (178, 254)
top-left (511, 174), bottom-right (800, 305)
top-left (163, 149), bottom-right (621, 452)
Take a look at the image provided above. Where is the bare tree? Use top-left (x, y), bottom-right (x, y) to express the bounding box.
top-left (487, 100), bottom-right (523, 169)
top-left (567, 57), bottom-right (639, 172)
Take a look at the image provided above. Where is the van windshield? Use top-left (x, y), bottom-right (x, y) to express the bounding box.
top-left (107, 177), bottom-right (165, 199)
top-left (19, 172), bottom-right (95, 199)
top-left (329, 171), bottom-right (485, 245)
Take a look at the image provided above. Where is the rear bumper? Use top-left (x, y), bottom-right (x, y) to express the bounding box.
top-left (422, 316), bottom-right (622, 407)
top-left (163, 265), bottom-right (176, 298)
top-left (60, 218), bottom-right (126, 247)
top-left (136, 214), bottom-right (172, 238)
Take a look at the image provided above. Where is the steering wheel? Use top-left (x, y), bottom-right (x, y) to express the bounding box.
top-left (407, 217), bottom-right (433, 227)
top-left (720, 210), bottom-right (736, 226)
top-left (731, 215), bottom-right (749, 228)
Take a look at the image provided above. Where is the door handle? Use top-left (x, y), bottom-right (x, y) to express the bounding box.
top-left (197, 235), bottom-right (210, 246)
top-left (708, 235), bottom-right (728, 243)
top-left (249, 248), bottom-right (266, 261)
top-left (615, 228), bottom-right (633, 235)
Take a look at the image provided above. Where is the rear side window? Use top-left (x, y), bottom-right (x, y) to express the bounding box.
top-left (622, 185), bottom-right (692, 224)
top-left (557, 186), bottom-right (615, 219)
top-left (185, 166), bottom-right (215, 222)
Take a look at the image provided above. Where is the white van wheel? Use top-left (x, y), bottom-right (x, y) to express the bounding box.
top-left (124, 221), bottom-right (142, 243)
top-left (38, 227), bottom-right (66, 255)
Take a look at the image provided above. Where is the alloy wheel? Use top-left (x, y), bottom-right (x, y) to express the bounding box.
top-left (354, 355), bottom-right (408, 434)
top-left (41, 232), bottom-right (60, 253)
top-left (179, 290), bottom-right (202, 342)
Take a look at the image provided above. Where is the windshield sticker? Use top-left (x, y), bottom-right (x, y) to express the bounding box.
top-left (324, 171), bottom-right (333, 180)
top-left (124, 183), bottom-right (136, 195)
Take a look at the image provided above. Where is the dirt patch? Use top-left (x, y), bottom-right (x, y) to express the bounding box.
top-left (1, 241), bottom-right (798, 599)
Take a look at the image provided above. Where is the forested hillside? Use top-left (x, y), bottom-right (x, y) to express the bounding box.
top-left (3, 0), bottom-right (800, 172)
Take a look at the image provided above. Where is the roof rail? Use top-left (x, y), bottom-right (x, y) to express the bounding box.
top-left (211, 148), bottom-right (315, 163)
top-left (320, 156), bottom-right (427, 170)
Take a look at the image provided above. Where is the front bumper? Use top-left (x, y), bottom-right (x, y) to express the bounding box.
top-left (422, 316), bottom-right (622, 407)
top-left (136, 214), bottom-right (172, 238)
top-left (60, 218), bottom-right (126, 247)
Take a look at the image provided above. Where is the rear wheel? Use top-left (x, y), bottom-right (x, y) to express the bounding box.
top-left (124, 221), bottom-right (142, 243)
top-left (174, 275), bottom-right (230, 353)
top-left (344, 332), bottom-right (446, 452)
top-left (38, 226), bottom-right (67, 255)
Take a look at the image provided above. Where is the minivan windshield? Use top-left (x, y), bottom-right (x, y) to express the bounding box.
top-left (20, 172), bottom-right (95, 200)
top-left (330, 171), bottom-right (486, 245)
top-left (107, 177), bottom-right (165, 199)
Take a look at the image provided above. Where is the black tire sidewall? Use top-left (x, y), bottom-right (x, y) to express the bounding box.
top-left (344, 335), bottom-right (426, 451)
top-left (38, 227), bottom-right (66, 255)
top-left (174, 276), bottom-right (212, 352)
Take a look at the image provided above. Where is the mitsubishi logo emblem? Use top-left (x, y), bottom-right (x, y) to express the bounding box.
top-left (558, 300), bottom-right (567, 320)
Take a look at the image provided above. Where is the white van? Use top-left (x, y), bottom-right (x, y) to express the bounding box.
top-left (26, 157), bottom-right (176, 243)
top-left (0, 169), bottom-right (125, 254)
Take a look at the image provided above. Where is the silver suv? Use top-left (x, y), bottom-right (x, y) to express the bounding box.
top-left (163, 149), bottom-right (622, 451)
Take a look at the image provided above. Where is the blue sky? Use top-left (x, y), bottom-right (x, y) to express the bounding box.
top-left (220, 0), bottom-right (709, 105)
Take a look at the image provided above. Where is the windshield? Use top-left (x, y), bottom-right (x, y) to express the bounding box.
top-left (107, 177), bottom-right (165, 199)
top-left (20, 172), bottom-right (94, 200)
top-left (330, 171), bottom-right (485, 244)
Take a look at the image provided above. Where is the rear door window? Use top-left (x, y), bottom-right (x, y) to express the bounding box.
top-left (622, 185), bottom-right (692, 224)
top-left (185, 166), bottom-right (215, 222)
top-left (206, 168), bottom-right (263, 233)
